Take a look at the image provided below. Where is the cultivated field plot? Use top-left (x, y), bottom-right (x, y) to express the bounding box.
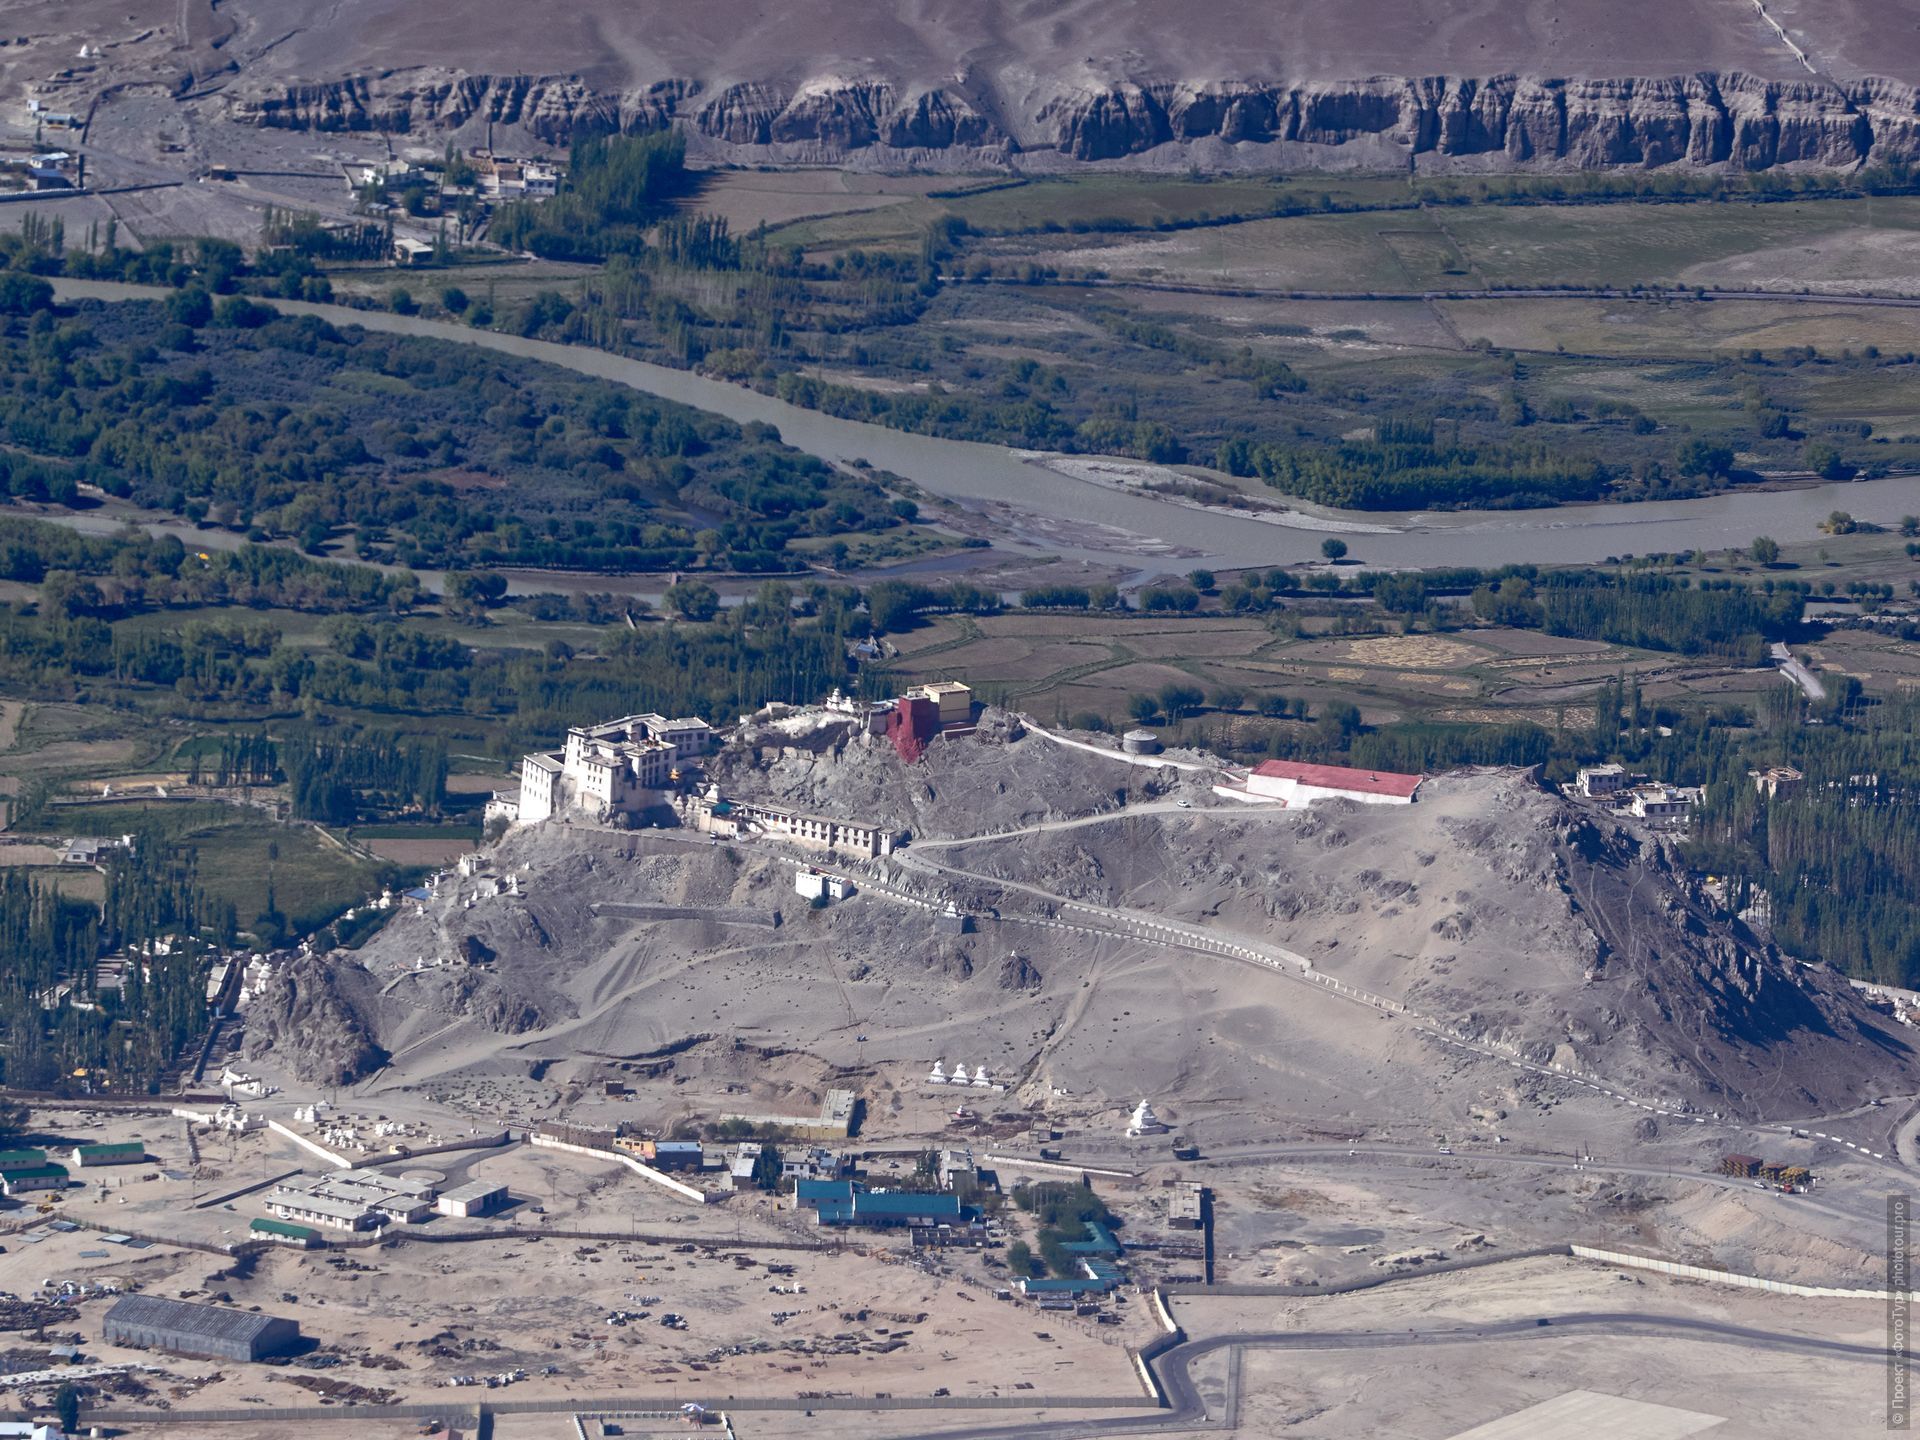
top-left (1032, 218), bottom-right (1413, 292)
top-left (889, 614), bottom-right (1273, 705)
top-left (1114, 289), bottom-right (1462, 352)
top-left (1285, 634), bottom-right (1498, 670)
top-left (997, 197), bottom-right (1920, 296)
top-left (1804, 630), bottom-right (1920, 694)
top-left (679, 168), bottom-right (946, 234)
top-left (769, 172), bottom-right (1422, 253)
top-left (1440, 295), bottom-right (1920, 359)
top-left (0, 703), bottom-right (152, 783)
top-left (354, 830), bottom-right (479, 866)
top-left (42, 797), bottom-right (385, 926)
top-left (323, 255), bottom-right (601, 311)
top-left (887, 613), bottom-right (1681, 732)
top-left (1442, 198), bottom-right (1920, 292)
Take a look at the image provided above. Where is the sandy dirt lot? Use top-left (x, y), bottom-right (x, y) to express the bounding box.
top-left (363, 838), bottom-right (477, 866)
top-left (1175, 1257), bottom-right (1886, 1437)
top-left (3, 1218), bottom-right (1145, 1413)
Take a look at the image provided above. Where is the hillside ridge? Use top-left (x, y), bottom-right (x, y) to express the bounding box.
top-left (220, 70), bottom-right (1920, 172)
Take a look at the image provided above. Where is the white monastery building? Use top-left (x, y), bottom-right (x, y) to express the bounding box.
top-left (514, 713), bottom-right (713, 825)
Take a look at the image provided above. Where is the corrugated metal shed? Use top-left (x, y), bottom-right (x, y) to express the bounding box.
top-left (102, 1295), bottom-right (300, 1361)
top-left (74, 1142), bottom-right (144, 1166)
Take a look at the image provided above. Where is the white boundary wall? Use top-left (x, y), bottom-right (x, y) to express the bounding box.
top-left (1131, 1350), bottom-right (1162, 1402)
top-left (984, 1152), bottom-right (1136, 1181)
top-left (1571, 1245), bottom-right (1885, 1299)
top-left (1020, 722), bottom-right (1215, 774)
top-left (1151, 1289), bottom-right (1179, 1334)
top-left (530, 1131), bottom-right (710, 1205)
top-left (266, 1120), bottom-right (352, 1169)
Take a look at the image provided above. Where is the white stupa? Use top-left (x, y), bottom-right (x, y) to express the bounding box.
top-left (971, 1065), bottom-right (993, 1088)
top-left (950, 1063), bottom-right (971, 1085)
top-left (1126, 1099), bottom-right (1169, 1137)
top-left (927, 1061), bottom-right (947, 1085)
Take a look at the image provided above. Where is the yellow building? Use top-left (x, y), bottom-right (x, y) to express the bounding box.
top-left (910, 681), bottom-right (973, 725)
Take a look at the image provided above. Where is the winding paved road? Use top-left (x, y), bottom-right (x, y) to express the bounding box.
top-left (1772, 641), bottom-right (1829, 701)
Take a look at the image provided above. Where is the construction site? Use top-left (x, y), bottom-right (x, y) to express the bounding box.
top-left (0, 693), bottom-right (1908, 1436)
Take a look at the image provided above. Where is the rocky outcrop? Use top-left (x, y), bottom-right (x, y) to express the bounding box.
top-left (1039, 74), bottom-right (1886, 169)
top-left (228, 73), bottom-right (691, 145)
top-left (244, 955), bottom-right (387, 1087)
top-left (220, 68), bottom-right (1920, 171)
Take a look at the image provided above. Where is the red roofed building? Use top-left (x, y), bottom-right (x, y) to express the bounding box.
top-left (1245, 760), bottom-right (1423, 807)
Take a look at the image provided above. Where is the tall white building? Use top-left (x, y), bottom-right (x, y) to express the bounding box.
top-left (515, 713), bottom-right (712, 825)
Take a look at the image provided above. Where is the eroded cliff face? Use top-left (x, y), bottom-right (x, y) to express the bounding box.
top-left (220, 68), bottom-right (1920, 170)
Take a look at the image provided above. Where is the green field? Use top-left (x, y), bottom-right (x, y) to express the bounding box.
top-left (1437, 296), bottom-right (1920, 362)
top-left (766, 172), bottom-right (1425, 252)
top-left (45, 798), bottom-right (388, 933)
top-left (976, 196), bottom-right (1920, 296)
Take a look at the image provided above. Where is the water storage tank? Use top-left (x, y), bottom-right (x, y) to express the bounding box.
top-left (1122, 729), bottom-right (1162, 755)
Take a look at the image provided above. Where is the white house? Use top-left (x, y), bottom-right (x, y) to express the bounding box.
top-left (1627, 784), bottom-right (1701, 823)
top-left (1575, 764), bottom-right (1637, 798)
top-left (781, 1147), bottom-right (848, 1182)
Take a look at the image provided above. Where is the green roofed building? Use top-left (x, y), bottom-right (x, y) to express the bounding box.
top-left (0, 1163), bottom-right (68, 1196)
top-left (0, 1149), bottom-right (46, 1170)
top-left (250, 1218), bottom-right (319, 1248)
top-left (72, 1142), bottom-right (145, 1168)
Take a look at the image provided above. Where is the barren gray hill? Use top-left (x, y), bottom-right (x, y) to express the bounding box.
top-left (24, 0), bottom-right (1920, 169)
top-left (944, 769), bottom-right (1914, 1118)
top-left (254, 721), bottom-right (1916, 1144)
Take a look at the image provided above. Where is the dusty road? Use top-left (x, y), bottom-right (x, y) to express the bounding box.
top-left (885, 1309), bottom-right (1884, 1440)
top-left (1772, 641), bottom-right (1829, 701)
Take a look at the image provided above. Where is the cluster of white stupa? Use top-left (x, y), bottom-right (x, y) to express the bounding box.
top-left (927, 1061), bottom-right (1000, 1090)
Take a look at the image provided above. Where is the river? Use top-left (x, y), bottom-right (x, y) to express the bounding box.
top-left (48, 278), bottom-right (1920, 577)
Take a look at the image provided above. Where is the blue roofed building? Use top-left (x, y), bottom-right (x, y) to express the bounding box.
top-left (1059, 1220), bottom-right (1121, 1256)
top-left (1016, 1221), bottom-right (1127, 1297)
top-left (793, 1178), bottom-right (851, 1210)
top-left (793, 1178), bottom-right (968, 1229)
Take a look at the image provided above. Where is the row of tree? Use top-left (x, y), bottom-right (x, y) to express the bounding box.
top-left (0, 846), bottom-right (221, 1093)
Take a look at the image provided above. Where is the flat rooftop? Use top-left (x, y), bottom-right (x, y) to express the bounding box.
top-left (1252, 759), bottom-right (1423, 798)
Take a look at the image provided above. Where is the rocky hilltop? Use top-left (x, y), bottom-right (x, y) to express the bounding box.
top-left (264, 716), bottom-right (1915, 1126)
top-left (218, 70), bottom-right (1920, 171)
